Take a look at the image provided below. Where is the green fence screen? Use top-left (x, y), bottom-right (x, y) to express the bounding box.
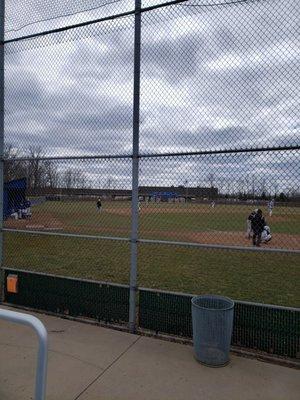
top-left (3, 269), bottom-right (299, 359)
top-left (139, 288), bottom-right (300, 359)
top-left (4, 269), bottom-right (129, 324)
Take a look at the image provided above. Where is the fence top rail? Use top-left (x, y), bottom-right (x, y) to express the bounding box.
top-left (3, 0), bottom-right (189, 45)
top-left (3, 267), bottom-right (131, 289)
top-left (3, 228), bottom-right (131, 243)
top-left (3, 145), bottom-right (300, 163)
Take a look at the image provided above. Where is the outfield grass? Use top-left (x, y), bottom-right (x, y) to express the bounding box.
top-left (4, 232), bottom-right (300, 307)
top-left (7, 201), bottom-right (300, 239)
top-left (4, 201), bottom-right (300, 307)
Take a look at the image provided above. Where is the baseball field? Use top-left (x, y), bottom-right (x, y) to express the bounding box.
top-left (4, 200), bottom-right (300, 307)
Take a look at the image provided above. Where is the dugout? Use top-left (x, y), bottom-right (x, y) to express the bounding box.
top-left (3, 178), bottom-right (27, 219)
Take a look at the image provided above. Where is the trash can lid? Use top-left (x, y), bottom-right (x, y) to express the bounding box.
top-left (191, 294), bottom-right (234, 311)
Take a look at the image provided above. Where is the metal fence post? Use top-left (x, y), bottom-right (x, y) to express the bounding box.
top-left (0, 0), bottom-right (5, 302)
top-left (129, 0), bottom-right (141, 333)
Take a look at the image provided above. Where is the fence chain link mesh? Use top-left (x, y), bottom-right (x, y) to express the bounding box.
top-left (2, 0), bottom-right (300, 308)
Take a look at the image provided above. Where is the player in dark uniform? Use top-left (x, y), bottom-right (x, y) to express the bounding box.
top-left (96, 198), bottom-right (102, 212)
top-left (251, 209), bottom-right (266, 247)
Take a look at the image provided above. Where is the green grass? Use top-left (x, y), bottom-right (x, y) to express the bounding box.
top-left (13, 201), bottom-right (300, 238)
top-left (4, 232), bottom-right (300, 307)
top-left (4, 201), bottom-right (300, 307)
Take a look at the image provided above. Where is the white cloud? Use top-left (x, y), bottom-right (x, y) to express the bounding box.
top-left (205, 40), bottom-right (300, 72)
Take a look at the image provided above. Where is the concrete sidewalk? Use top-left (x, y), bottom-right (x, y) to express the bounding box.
top-left (0, 306), bottom-right (298, 400)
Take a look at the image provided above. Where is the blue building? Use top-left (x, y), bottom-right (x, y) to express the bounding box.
top-left (3, 178), bottom-right (27, 219)
top-left (149, 191), bottom-right (178, 202)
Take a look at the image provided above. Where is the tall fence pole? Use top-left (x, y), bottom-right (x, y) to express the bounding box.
top-left (129, 0), bottom-right (141, 333)
top-left (0, 0), bottom-right (5, 302)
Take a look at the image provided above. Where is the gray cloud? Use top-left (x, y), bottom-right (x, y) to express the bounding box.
top-left (5, 71), bottom-right (43, 111)
top-left (4, 0), bottom-right (299, 192)
top-left (142, 35), bottom-right (201, 82)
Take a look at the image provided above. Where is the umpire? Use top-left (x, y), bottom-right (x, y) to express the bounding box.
top-left (251, 209), bottom-right (266, 247)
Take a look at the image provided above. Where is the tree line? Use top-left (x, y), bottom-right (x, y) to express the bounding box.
top-left (4, 144), bottom-right (298, 201)
top-left (4, 145), bottom-right (88, 189)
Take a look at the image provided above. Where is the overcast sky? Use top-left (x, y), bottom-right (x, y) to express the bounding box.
top-left (3, 0), bottom-right (300, 192)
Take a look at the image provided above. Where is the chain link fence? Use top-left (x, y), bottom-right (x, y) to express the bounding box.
top-left (2, 0), bottom-right (299, 322)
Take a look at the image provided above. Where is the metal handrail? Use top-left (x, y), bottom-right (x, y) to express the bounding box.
top-left (0, 308), bottom-right (48, 400)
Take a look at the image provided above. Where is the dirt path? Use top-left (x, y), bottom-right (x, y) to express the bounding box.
top-left (5, 211), bottom-right (64, 230)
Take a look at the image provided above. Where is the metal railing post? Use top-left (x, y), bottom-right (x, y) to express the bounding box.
top-left (0, 308), bottom-right (48, 400)
top-left (0, 0), bottom-right (5, 302)
top-left (129, 0), bottom-right (142, 333)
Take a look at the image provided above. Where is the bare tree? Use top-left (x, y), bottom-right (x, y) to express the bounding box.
top-left (207, 173), bottom-right (215, 188)
top-left (105, 177), bottom-right (114, 190)
top-left (226, 181), bottom-right (232, 197)
top-left (184, 179), bottom-right (189, 199)
top-left (260, 178), bottom-right (266, 197)
top-left (26, 146), bottom-right (45, 189)
top-left (273, 182), bottom-right (279, 198)
top-left (3, 144), bottom-right (26, 182)
top-left (237, 178), bottom-right (245, 197)
top-left (251, 176), bottom-right (256, 199)
top-left (44, 160), bottom-right (59, 188)
top-left (60, 168), bottom-right (87, 189)
top-left (4, 144), bottom-right (60, 190)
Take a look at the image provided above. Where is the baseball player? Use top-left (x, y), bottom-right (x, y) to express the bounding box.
top-left (251, 209), bottom-right (266, 247)
top-left (268, 199), bottom-right (274, 216)
top-left (261, 225), bottom-right (272, 243)
top-left (96, 198), bottom-right (102, 212)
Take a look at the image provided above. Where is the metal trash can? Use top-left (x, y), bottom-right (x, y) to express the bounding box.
top-left (191, 295), bottom-right (234, 367)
